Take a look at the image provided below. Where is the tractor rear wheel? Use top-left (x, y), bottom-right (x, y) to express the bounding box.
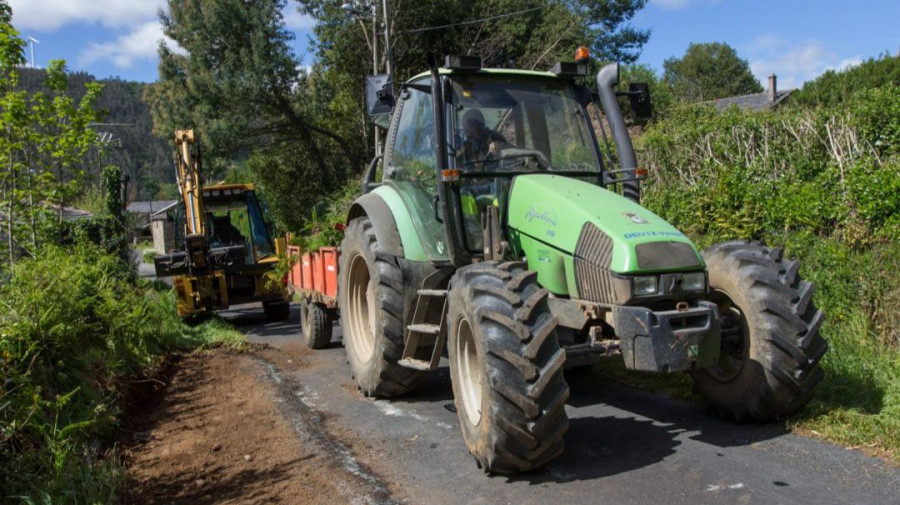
top-left (447, 261), bottom-right (569, 474)
top-left (339, 217), bottom-right (425, 397)
top-left (691, 241), bottom-right (827, 421)
top-left (301, 299), bottom-right (332, 349)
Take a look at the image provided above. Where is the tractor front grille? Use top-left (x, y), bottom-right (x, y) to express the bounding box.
top-left (574, 223), bottom-right (618, 303)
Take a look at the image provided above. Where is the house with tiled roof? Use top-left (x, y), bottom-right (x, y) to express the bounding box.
top-left (710, 75), bottom-right (794, 111)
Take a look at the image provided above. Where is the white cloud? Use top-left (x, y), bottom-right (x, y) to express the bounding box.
top-left (650, 0), bottom-right (721, 9)
top-left (79, 21), bottom-right (181, 69)
top-left (283, 6), bottom-right (315, 30)
top-left (9, 0), bottom-right (166, 31)
top-left (747, 37), bottom-right (862, 90)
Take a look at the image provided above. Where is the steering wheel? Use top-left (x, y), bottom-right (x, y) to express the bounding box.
top-left (496, 148), bottom-right (550, 171)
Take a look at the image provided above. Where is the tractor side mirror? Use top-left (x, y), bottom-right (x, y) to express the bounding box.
top-left (628, 83), bottom-right (653, 119)
top-left (365, 74), bottom-right (394, 116)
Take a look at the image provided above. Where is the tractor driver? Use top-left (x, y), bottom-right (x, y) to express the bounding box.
top-left (458, 108), bottom-right (510, 249)
top-left (460, 109), bottom-right (510, 169)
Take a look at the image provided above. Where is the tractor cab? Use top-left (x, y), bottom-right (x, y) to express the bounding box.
top-left (374, 62), bottom-right (606, 263)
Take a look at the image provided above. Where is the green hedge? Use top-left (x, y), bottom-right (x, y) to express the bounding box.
top-left (636, 85), bottom-right (900, 457)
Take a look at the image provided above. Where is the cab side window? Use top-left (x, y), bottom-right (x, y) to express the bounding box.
top-left (390, 88), bottom-right (436, 184)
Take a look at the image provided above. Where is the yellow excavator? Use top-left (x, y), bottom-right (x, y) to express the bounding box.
top-left (154, 129), bottom-right (289, 320)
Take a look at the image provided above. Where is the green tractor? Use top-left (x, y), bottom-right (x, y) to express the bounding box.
top-left (334, 53), bottom-right (826, 474)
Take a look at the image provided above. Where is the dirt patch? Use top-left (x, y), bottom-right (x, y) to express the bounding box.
top-left (121, 349), bottom-right (393, 504)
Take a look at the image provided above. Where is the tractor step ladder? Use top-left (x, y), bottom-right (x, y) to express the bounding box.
top-left (398, 289), bottom-right (448, 371)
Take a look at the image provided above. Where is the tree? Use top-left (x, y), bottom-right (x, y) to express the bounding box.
top-left (146, 0), bottom-right (364, 231)
top-left (0, 1), bottom-right (104, 267)
top-left (792, 53), bottom-right (900, 107)
top-left (663, 42), bottom-right (762, 103)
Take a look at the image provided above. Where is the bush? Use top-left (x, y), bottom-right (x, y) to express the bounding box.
top-left (638, 87), bottom-right (900, 246)
top-left (0, 242), bottom-right (186, 501)
top-left (634, 80), bottom-right (900, 458)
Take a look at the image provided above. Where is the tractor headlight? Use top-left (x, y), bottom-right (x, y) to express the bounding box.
top-left (632, 276), bottom-right (659, 296)
top-left (682, 272), bottom-right (706, 292)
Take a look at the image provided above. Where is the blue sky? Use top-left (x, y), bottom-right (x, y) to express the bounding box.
top-left (10, 0), bottom-right (900, 89)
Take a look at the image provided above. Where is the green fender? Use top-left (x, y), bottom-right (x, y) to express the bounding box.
top-left (347, 185), bottom-right (429, 262)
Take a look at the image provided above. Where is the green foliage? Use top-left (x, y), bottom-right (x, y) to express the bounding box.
top-left (620, 63), bottom-right (674, 117)
top-left (662, 42), bottom-right (763, 103)
top-left (148, 0), bottom-right (362, 229)
top-left (290, 179), bottom-right (361, 252)
top-left (101, 165), bottom-right (124, 219)
top-left (635, 78), bottom-right (900, 458)
top-left (792, 53), bottom-right (900, 108)
top-left (0, 12), bottom-right (107, 269)
top-left (0, 243), bottom-right (177, 500)
top-left (638, 89), bottom-right (900, 245)
top-left (0, 240), bottom-right (247, 501)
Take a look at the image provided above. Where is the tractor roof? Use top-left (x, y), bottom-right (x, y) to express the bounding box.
top-left (407, 67), bottom-right (562, 83)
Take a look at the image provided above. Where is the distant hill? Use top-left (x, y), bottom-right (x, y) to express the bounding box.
top-left (792, 53), bottom-right (900, 107)
top-left (18, 68), bottom-right (172, 200)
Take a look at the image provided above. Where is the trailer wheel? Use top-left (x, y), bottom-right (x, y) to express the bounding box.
top-left (691, 241), bottom-right (827, 421)
top-left (302, 299), bottom-right (333, 349)
top-left (263, 300), bottom-right (290, 321)
top-left (448, 261), bottom-right (569, 474)
top-left (339, 217), bottom-right (425, 397)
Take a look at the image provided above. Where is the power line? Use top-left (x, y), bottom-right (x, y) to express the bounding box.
top-left (400, 6), bottom-right (544, 34)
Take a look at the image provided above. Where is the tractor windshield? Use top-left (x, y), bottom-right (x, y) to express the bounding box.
top-left (449, 75), bottom-right (600, 174)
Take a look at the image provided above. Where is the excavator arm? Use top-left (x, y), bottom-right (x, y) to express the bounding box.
top-left (155, 129), bottom-right (211, 276)
top-left (175, 129), bottom-right (206, 237)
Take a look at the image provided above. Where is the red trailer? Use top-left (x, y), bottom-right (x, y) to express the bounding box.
top-left (286, 243), bottom-right (339, 349)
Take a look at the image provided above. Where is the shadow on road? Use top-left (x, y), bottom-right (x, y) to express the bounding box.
top-left (507, 369), bottom-right (790, 484)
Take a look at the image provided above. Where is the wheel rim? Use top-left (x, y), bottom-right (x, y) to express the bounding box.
top-left (707, 288), bottom-right (749, 382)
top-left (346, 253), bottom-right (376, 363)
top-left (454, 318), bottom-right (483, 426)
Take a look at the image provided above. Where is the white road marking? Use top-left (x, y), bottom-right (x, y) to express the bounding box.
top-left (704, 483), bottom-right (745, 492)
top-left (372, 400), bottom-right (452, 430)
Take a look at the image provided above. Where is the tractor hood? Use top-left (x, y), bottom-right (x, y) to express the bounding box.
top-left (507, 174), bottom-right (703, 274)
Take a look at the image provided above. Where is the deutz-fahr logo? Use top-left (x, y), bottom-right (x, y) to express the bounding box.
top-left (623, 212), bottom-right (649, 224)
top-left (526, 205), bottom-right (558, 226)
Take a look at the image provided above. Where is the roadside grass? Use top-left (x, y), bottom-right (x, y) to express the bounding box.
top-left (188, 317), bottom-right (251, 350)
top-left (1, 245), bottom-right (249, 503)
top-left (592, 236), bottom-right (900, 462)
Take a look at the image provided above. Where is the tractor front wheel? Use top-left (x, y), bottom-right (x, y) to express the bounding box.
top-left (447, 261), bottom-right (569, 474)
top-left (691, 241), bottom-right (827, 421)
top-left (338, 217), bottom-right (425, 397)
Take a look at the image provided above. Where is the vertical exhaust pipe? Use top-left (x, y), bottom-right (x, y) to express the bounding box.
top-left (596, 63), bottom-right (640, 203)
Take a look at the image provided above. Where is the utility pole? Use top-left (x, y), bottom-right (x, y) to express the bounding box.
top-left (27, 36), bottom-right (39, 68)
top-left (371, 1), bottom-right (378, 73)
top-left (382, 0), bottom-right (392, 76)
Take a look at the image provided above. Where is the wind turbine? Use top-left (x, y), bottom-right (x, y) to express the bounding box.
top-left (27, 36), bottom-right (39, 68)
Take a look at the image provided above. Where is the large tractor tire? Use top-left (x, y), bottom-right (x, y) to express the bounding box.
top-left (301, 298), bottom-right (332, 349)
top-left (338, 217), bottom-right (425, 397)
top-left (263, 300), bottom-right (290, 321)
top-left (447, 261), bottom-right (569, 474)
top-left (691, 241), bottom-right (827, 422)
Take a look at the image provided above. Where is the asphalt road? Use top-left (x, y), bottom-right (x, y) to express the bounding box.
top-left (222, 303), bottom-right (900, 505)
